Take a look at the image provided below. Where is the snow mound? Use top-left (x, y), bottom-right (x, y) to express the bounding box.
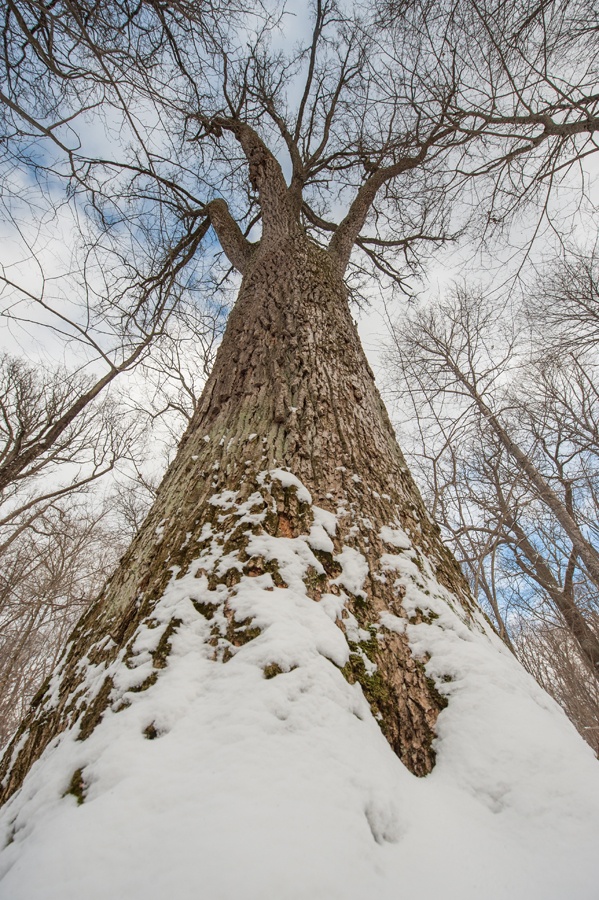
top-left (0, 470), bottom-right (598, 900)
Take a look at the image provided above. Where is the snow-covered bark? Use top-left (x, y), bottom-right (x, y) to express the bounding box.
top-left (0, 235), bottom-right (598, 898)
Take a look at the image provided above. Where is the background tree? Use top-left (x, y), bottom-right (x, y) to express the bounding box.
top-left (0, 0), bottom-right (237, 485)
top-left (1, 0), bottom-right (598, 485)
top-left (0, 353), bottom-right (157, 744)
top-left (386, 256), bottom-right (599, 747)
top-left (0, 496), bottom-right (133, 749)
top-left (0, 2), bottom-right (237, 731)
top-left (377, 0), bottom-right (599, 249)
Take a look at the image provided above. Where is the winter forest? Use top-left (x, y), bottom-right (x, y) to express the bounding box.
top-left (0, 0), bottom-right (598, 896)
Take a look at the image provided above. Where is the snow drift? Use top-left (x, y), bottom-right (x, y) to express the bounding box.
top-left (0, 469), bottom-right (598, 899)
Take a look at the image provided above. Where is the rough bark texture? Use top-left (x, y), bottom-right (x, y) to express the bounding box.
top-left (0, 234), bottom-right (477, 803)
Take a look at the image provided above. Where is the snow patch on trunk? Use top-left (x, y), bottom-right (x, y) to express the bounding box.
top-left (379, 525), bottom-right (411, 550)
top-left (332, 546), bottom-right (369, 597)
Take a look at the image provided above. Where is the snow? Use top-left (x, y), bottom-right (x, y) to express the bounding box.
top-left (378, 611), bottom-right (407, 635)
top-left (379, 524), bottom-right (411, 550)
top-left (262, 467), bottom-right (313, 503)
top-left (306, 522), bottom-right (335, 553)
top-left (333, 546), bottom-right (369, 596)
top-left (313, 505), bottom-right (337, 537)
top-left (319, 591), bottom-right (347, 623)
top-left (1, 470), bottom-right (599, 899)
top-left (209, 489), bottom-right (238, 509)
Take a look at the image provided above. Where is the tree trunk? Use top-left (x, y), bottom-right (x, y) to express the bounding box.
top-left (0, 233), bottom-right (476, 802)
top-left (504, 512), bottom-right (599, 674)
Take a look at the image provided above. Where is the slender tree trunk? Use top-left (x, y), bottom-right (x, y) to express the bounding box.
top-left (0, 234), bottom-right (476, 801)
top-left (450, 363), bottom-right (599, 590)
top-left (503, 512), bottom-right (599, 673)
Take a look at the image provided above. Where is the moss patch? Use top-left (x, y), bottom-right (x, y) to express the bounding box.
top-left (208, 567), bottom-right (241, 590)
top-left (78, 676), bottom-right (113, 741)
top-left (232, 624), bottom-right (262, 646)
top-left (426, 676), bottom-right (449, 710)
top-left (191, 599), bottom-right (216, 620)
top-left (64, 768), bottom-right (86, 805)
top-left (313, 549), bottom-right (342, 578)
top-left (263, 663), bottom-right (283, 679)
top-left (304, 564), bottom-right (327, 599)
top-left (152, 618), bottom-right (182, 669)
top-left (342, 651), bottom-right (394, 726)
top-left (410, 607), bottom-right (440, 626)
top-left (415, 659), bottom-right (449, 711)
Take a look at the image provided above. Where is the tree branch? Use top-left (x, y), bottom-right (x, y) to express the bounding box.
top-left (198, 117), bottom-right (298, 239)
top-left (328, 149), bottom-right (428, 274)
top-left (207, 199), bottom-right (254, 274)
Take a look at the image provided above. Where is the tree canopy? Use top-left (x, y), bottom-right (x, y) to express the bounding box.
top-left (2, 0), bottom-right (598, 314)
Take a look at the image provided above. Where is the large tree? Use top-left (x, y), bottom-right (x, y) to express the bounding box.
top-left (1, 2), bottom-right (599, 896)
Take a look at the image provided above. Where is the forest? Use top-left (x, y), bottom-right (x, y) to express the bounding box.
top-left (0, 1), bottom-right (598, 897)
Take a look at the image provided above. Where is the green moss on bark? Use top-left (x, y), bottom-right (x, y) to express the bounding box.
top-left (152, 618), bottom-right (182, 669)
top-left (64, 768), bottom-right (86, 805)
top-left (78, 677), bottom-right (113, 741)
top-left (263, 663), bottom-right (283, 679)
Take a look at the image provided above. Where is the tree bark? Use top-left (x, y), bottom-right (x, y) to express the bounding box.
top-left (0, 233), bottom-right (476, 802)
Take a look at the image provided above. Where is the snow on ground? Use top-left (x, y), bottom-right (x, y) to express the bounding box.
top-left (0, 469), bottom-right (598, 899)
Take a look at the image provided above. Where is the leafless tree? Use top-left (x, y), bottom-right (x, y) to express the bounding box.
top-left (0, 352), bottom-right (159, 745)
top-left (134, 301), bottom-right (225, 449)
top-left (0, 0), bottom-right (597, 478)
top-left (514, 617), bottom-right (599, 756)
top-left (523, 244), bottom-right (599, 353)
top-left (0, 493), bottom-right (137, 749)
top-left (386, 266), bottom-right (599, 745)
top-left (4, 0), bottom-right (599, 302)
top-left (0, 0), bottom-right (240, 496)
top-left (0, 354), bottom-right (141, 505)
